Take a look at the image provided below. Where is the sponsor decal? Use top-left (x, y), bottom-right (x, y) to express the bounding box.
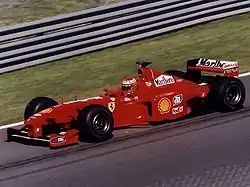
top-left (124, 96), bottom-right (138, 102)
top-left (154, 75), bottom-right (175, 87)
top-left (173, 94), bottom-right (183, 105)
top-left (110, 97), bottom-right (115, 101)
top-left (40, 108), bottom-right (52, 114)
top-left (158, 98), bottom-right (171, 114)
top-left (108, 102), bottom-right (115, 112)
top-left (223, 63), bottom-right (237, 68)
top-left (196, 58), bottom-right (238, 69)
top-left (172, 106), bottom-right (183, 114)
top-left (51, 137), bottom-right (66, 144)
top-left (224, 68), bottom-right (238, 74)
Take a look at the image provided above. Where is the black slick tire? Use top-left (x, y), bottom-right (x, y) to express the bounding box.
top-left (77, 106), bottom-right (114, 142)
top-left (209, 76), bottom-right (245, 112)
top-left (24, 97), bottom-right (58, 120)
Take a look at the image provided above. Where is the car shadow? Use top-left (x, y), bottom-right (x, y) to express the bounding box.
top-left (6, 137), bottom-right (49, 147)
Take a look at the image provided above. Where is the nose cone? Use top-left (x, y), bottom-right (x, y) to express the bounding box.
top-left (24, 102), bottom-right (80, 125)
top-left (24, 96), bottom-right (108, 125)
top-left (25, 107), bottom-right (56, 124)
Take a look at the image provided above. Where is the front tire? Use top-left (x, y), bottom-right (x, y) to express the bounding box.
top-left (77, 106), bottom-right (114, 142)
top-left (24, 97), bottom-right (58, 120)
top-left (209, 77), bottom-right (245, 111)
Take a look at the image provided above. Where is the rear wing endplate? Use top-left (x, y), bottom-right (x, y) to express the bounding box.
top-left (186, 58), bottom-right (239, 77)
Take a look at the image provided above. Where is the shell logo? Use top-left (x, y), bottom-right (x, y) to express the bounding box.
top-left (158, 98), bottom-right (171, 114)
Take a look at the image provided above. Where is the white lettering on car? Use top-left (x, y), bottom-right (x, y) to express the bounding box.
top-left (196, 58), bottom-right (238, 69)
top-left (172, 106), bottom-right (184, 114)
top-left (154, 75), bottom-right (175, 87)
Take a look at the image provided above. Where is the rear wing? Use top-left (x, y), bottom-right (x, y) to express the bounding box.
top-left (186, 58), bottom-right (239, 77)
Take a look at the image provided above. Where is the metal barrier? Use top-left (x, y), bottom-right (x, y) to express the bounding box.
top-left (0, 0), bottom-right (250, 74)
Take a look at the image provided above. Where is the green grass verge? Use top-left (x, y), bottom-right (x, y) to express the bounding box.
top-left (0, 0), bottom-right (124, 27)
top-left (1, 12), bottom-right (250, 125)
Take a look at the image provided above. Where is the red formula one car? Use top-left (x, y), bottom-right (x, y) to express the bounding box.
top-left (7, 58), bottom-right (245, 148)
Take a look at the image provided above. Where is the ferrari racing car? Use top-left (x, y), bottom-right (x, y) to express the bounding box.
top-left (7, 58), bottom-right (246, 148)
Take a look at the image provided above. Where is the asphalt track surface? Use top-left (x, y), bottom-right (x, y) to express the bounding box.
top-left (1, 76), bottom-right (250, 187)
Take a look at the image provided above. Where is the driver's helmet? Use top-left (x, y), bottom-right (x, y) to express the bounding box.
top-left (121, 77), bottom-right (138, 93)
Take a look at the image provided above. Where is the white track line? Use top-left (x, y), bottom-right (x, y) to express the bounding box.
top-left (239, 72), bottom-right (250, 77)
top-left (1, 71), bottom-right (250, 130)
top-left (0, 121), bottom-right (24, 130)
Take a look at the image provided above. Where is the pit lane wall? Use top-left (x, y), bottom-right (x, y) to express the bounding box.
top-left (0, 0), bottom-right (250, 74)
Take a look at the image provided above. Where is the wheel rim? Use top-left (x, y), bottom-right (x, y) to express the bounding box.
top-left (225, 85), bottom-right (242, 105)
top-left (92, 113), bottom-right (110, 135)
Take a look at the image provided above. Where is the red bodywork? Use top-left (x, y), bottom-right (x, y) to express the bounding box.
top-left (7, 58), bottom-right (239, 148)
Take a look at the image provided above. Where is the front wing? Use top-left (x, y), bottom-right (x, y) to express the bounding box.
top-left (6, 127), bottom-right (79, 148)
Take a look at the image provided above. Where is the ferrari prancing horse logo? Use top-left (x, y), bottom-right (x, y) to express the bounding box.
top-left (108, 102), bottom-right (115, 112)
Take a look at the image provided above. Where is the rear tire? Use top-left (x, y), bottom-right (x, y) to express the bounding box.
top-left (209, 77), bottom-right (245, 111)
top-left (77, 106), bottom-right (114, 142)
top-left (24, 97), bottom-right (58, 120)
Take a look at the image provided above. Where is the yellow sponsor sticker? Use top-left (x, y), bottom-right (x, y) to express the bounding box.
top-left (158, 98), bottom-right (171, 114)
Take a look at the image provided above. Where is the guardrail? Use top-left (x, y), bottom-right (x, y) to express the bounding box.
top-left (1, 0), bottom-right (250, 74)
